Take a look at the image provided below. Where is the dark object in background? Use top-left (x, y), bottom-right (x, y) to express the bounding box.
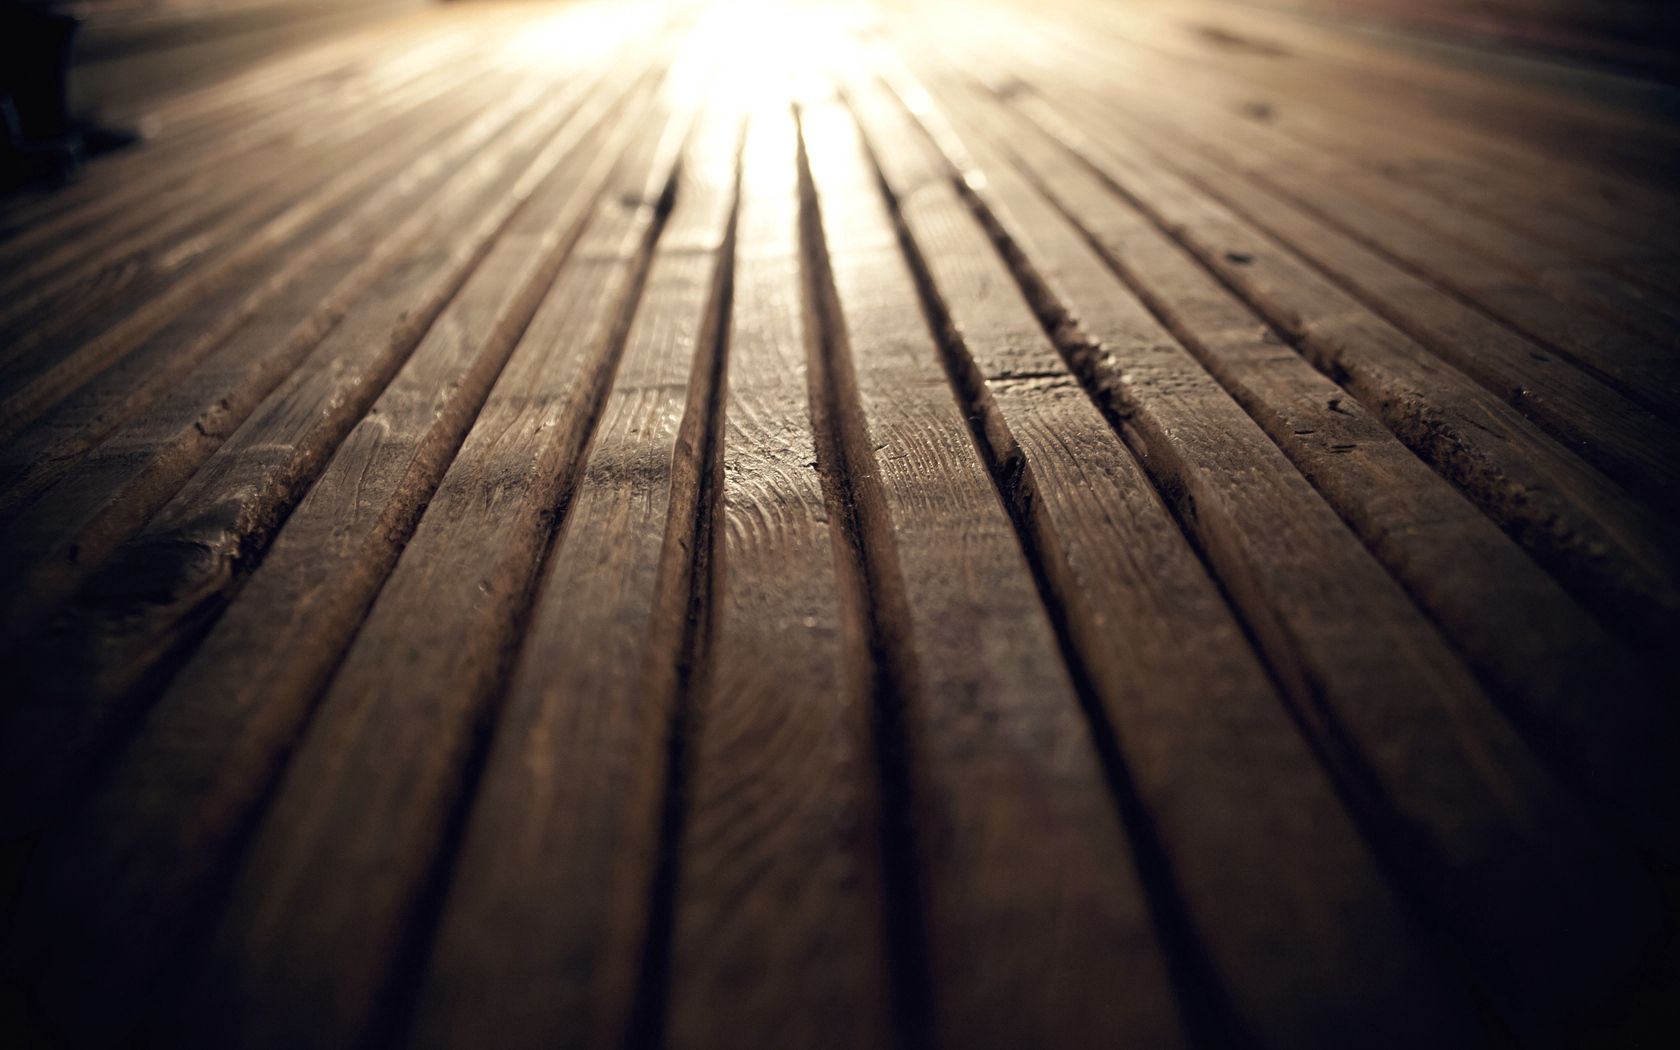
top-left (0, 2), bottom-right (137, 188)
top-left (1, 2), bottom-right (82, 185)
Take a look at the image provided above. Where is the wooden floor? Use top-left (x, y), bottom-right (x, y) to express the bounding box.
top-left (2, 0), bottom-right (1679, 1046)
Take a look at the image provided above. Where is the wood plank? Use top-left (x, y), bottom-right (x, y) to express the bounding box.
top-left (0, 14), bottom-right (522, 251)
top-left (0, 115), bottom-right (479, 439)
top-left (1204, 0), bottom-right (1680, 83)
top-left (64, 0), bottom-right (431, 114)
top-left (0, 6), bottom-right (489, 242)
top-left (1132, 4), bottom-right (1680, 290)
top-left (798, 93), bottom-right (1185, 1050)
top-left (912, 64), bottom-right (1677, 869)
top-left (406, 102), bottom-right (737, 1050)
top-left (0, 53), bottom-right (571, 431)
top-left (1001, 0), bottom-right (1680, 281)
top-left (662, 106), bottom-right (893, 1050)
top-left (1080, 0), bottom-right (1680, 187)
top-left (0, 1), bottom-right (1676, 1044)
top-left (842, 66), bottom-right (1485, 1047)
top-left (990, 82), bottom-right (1680, 655)
top-left (1147, 0), bottom-right (1676, 136)
top-left (0, 51), bottom-right (661, 840)
top-left (0, 25), bottom-right (482, 285)
top-left (13, 0), bottom-right (613, 261)
top-left (963, 9), bottom-right (1680, 412)
top-left (893, 34), bottom-right (1666, 1034)
top-left (0, 59), bottom-right (629, 631)
top-left (1101, 85), bottom-right (1680, 416)
top-left (1088, 98), bottom-right (1680, 510)
top-left (156, 87), bottom-right (689, 1050)
top-left (0, 52), bottom-right (478, 360)
top-left (1199, 18), bottom-right (1680, 273)
top-left (861, 46), bottom-right (1670, 1028)
top-left (0, 32), bottom-right (493, 310)
top-left (0, 75), bottom-right (474, 355)
top-left (0, 71), bottom-right (665, 1050)
top-left (0, 66), bottom-right (560, 531)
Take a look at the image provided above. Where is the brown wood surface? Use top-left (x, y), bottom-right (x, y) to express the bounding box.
top-left (159, 99), bottom-right (690, 1050)
top-left (986, 87), bottom-right (1680, 650)
top-left (847, 53), bottom-right (1659, 1033)
top-left (902, 59), bottom-right (1679, 864)
top-left (407, 96), bottom-right (723, 1050)
top-left (2, 1), bottom-right (1677, 1047)
top-left (4, 72), bottom-right (667, 1050)
top-left (799, 93), bottom-right (1186, 1049)
top-left (663, 104), bottom-right (893, 1050)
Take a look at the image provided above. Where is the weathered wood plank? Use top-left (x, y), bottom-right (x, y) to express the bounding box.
top-left (0, 67), bottom-right (554, 444)
top-left (843, 66), bottom-right (1482, 1047)
top-left (946, 9), bottom-right (1680, 417)
top-left (406, 102), bottom-right (735, 1050)
top-left (1080, 0), bottom-right (1680, 190)
top-left (1094, 101), bottom-right (1680, 509)
top-left (0, 52), bottom-right (660, 839)
top-left (0, 72), bottom-right (664, 1050)
top-left (0, 59), bottom-right (634, 630)
top-left (991, 1), bottom-right (1680, 284)
top-left (0, 28), bottom-right (485, 295)
top-left (0, 62), bottom-right (485, 382)
top-left (917, 64), bottom-right (1676, 866)
top-left (1, 1), bottom-right (1676, 1044)
top-left (156, 90), bottom-right (687, 1050)
top-left (1102, 84), bottom-right (1680, 413)
top-left (0, 47), bottom-right (490, 319)
top-left (798, 94), bottom-right (1186, 1050)
top-left (1123, 101), bottom-right (1680, 417)
top-left (906, 50), bottom-right (1665, 1031)
top-left (993, 84), bottom-right (1680, 654)
top-left (664, 107), bottom-right (893, 1050)
top-left (0, 69), bottom-right (560, 529)
top-left (6, 0), bottom-right (628, 272)
top-left (0, 8), bottom-right (503, 246)
top-left (0, 12), bottom-right (634, 399)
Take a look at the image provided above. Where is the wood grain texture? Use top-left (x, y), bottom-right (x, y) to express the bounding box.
top-left (0, 45), bottom-right (663, 839)
top-left (994, 8), bottom-right (1680, 406)
top-left (1102, 110), bottom-right (1680, 508)
top-left (799, 94), bottom-right (1186, 1050)
top-left (406, 99), bottom-right (731, 1050)
top-left (157, 113), bottom-right (687, 1050)
top-left (2, 1), bottom-right (1676, 1045)
top-left (917, 70), bottom-right (1677, 865)
top-left (664, 106), bottom-right (893, 1050)
top-left (995, 87), bottom-right (1680, 653)
top-left (0, 72), bottom-right (574, 614)
top-left (980, 1), bottom-right (1680, 287)
top-left (1, 77), bottom-right (662, 1050)
top-left (0, 71), bottom-right (556, 530)
top-left (843, 66), bottom-right (1478, 1048)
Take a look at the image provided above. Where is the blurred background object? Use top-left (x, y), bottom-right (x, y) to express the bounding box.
top-left (1, 3), bottom-right (83, 185)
